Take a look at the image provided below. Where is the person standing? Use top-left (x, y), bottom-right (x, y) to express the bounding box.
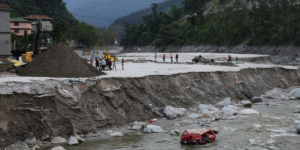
top-left (101, 59), bottom-right (106, 71)
top-left (113, 59), bottom-right (116, 70)
top-left (229, 55), bottom-right (232, 62)
top-left (163, 54), bottom-right (166, 62)
top-left (236, 57), bottom-right (239, 64)
top-left (109, 59), bottom-right (112, 70)
top-left (122, 58), bottom-right (124, 70)
top-left (171, 53), bottom-right (173, 62)
top-left (96, 59), bottom-right (100, 70)
top-left (90, 57), bottom-right (93, 65)
top-left (155, 53), bottom-right (157, 61)
top-left (176, 54), bottom-right (178, 62)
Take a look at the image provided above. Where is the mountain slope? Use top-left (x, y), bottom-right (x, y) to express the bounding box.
top-left (8, 0), bottom-right (79, 27)
top-left (112, 0), bottom-right (184, 26)
top-left (63, 0), bottom-right (166, 27)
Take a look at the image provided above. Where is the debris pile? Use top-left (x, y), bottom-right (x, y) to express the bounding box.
top-left (18, 43), bottom-right (105, 78)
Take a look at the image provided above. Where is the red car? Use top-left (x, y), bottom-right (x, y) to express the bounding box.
top-left (180, 129), bottom-right (218, 144)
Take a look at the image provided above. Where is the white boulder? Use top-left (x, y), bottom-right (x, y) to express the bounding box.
top-left (133, 122), bottom-right (146, 128)
top-left (51, 137), bottom-right (67, 144)
top-left (25, 137), bottom-right (37, 146)
top-left (68, 136), bottom-right (79, 146)
top-left (170, 130), bottom-right (181, 136)
top-left (147, 125), bottom-right (164, 133)
top-left (223, 97), bottom-right (232, 106)
top-left (241, 100), bottom-right (252, 107)
top-left (222, 106), bottom-right (238, 115)
top-left (105, 130), bottom-right (114, 135)
top-left (164, 106), bottom-right (187, 119)
top-left (75, 135), bottom-right (85, 143)
top-left (239, 109), bottom-right (260, 115)
top-left (51, 146), bottom-right (66, 150)
top-left (287, 88), bottom-right (300, 98)
top-left (131, 126), bottom-right (142, 130)
top-left (143, 128), bottom-right (152, 133)
top-left (110, 132), bottom-right (123, 137)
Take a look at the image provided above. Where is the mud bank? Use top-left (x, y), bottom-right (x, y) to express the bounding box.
top-left (122, 46), bottom-right (300, 64)
top-left (0, 67), bottom-right (299, 148)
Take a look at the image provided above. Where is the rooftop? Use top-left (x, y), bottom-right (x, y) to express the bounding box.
top-left (24, 15), bottom-right (53, 20)
top-left (0, 2), bottom-right (9, 9)
top-left (10, 18), bottom-right (32, 22)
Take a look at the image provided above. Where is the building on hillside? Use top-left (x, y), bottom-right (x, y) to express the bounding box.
top-left (23, 15), bottom-right (53, 32)
top-left (10, 18), bottom-right (32, 36)
top-left (0, 0), bottom-right (12, 66)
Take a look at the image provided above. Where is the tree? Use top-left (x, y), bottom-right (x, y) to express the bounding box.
top-left (21, 29), bottom-right (29, 46)
top-left (50, 19), bottom-right (70, 42)
top-left (70, 23), bottom-right (100, 48)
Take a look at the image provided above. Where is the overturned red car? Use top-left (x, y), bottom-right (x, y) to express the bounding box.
top-left (180, 129), bottom-right (218, 144)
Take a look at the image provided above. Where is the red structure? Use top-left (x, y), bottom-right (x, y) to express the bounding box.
top-left (180, 129), bottom-right (218, 144)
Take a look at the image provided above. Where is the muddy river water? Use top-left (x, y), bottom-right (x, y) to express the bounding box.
top-left (44, 87), bottom-right (300, 150)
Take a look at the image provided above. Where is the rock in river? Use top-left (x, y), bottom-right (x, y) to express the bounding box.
top-left (110, 132), bottom-right (124, 137)
top-left (147, 125), bottom-right (164, 133)
top-left (164, 106), bottom-right (187, 119)
top-left (51, 137), bottom-right (67, 144)
top-left (222, 106), bottom-right (238, 115)
top-left (144, 128), bottom-right (152, 133)
top-left (51, 146), bottom-right (66, 150)
top-left (223, 97), bottom-right (232, 106)
top-left (239, 109), bottom-right (260, 115)
top-left (75, 135), bottom-right (85, 143)
top-left (251, 97), bottom-right (262, 103)
top-left (188, 113), bottom-right (201, 119)
top-left (296, 123), bottom-right (300, 134)
top-left (133, 122), bottom-right (146, 128)
top-left (241, 100), bottom-right (252, 107)
top-left (68, 136), bottom-right (79, 146)
top-left (287, 88), bottom-right (300, 99)
top-left (131, 126), bottom-right (142, 130)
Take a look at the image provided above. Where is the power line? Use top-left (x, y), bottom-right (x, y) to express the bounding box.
top-left (7, 0), bottom-right (201, 45)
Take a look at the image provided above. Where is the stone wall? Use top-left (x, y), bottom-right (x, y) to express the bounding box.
top-left (0, 10), bottom-right (10, 32)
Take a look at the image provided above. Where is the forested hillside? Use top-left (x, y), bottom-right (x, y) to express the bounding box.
top-left (7, 0), bottom-right (79, 27)
top-left (63, 0), bottom-right (165, 27)
top-left (121, 0), bottom-right (300, 47)
top-left (112, 0), bottom-right (183, 25)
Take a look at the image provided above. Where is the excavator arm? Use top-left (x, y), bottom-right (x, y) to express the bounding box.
top-left (32, 19), bottom-right (43, 58)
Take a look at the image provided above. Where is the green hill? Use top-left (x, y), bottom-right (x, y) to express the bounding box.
top-left (112, 0), bottom-right (184, 26)
top-left (7, 0), bottom-right (79, 27)
top-left (120, 0), bottom-right (300, 47)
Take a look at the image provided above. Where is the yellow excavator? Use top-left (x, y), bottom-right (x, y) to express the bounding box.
top-left (22, 19), bottom-right (46, 63)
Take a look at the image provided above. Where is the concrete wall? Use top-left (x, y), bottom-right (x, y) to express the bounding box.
top-left (0, 33), bottom-right (11, 55)
top-left (0, 11), bottom-right (10, 32)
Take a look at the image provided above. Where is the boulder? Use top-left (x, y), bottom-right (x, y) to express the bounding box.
top-left (126, 126), bottom-right (131, 130)
top-left (223, 97), bottom-right (232, 106)
top-left (110, 132), bottom-right (124, 137)
top-left (228, 105), bottom-right (240, 111)
top-left (251, 97), bottom-right (262, 103)
top-left (131, 126), bottom-right (142, 130)
top-left (199, 121), bottom-right (204, 126)
top-left (215, 114), bottom-right (221, 120)
top-left (209, 105), bottom-right (219, 111)
top-left (202, 114), bottom-right (210, 118)
top-left (217, 101), bottom-right (224, 107)
top-left (287, 88), bottom-right (300, 98)
top-left (235, 104), bottom-right (244, 107)
top-left (143, 128), bottom-right (152, 133)
top-left (214, 111), bottom-right (223, 115)
top-left (51, 137), bottom-right (67, 144)
top-left (188, 113), bottom-right (201, 119)
top-left (75, 135), bottom-right (85, 143)
top-left (147, 125), bottom-right (164, 133)
top-left (239, 109), bottom-right (260, 115)
top-left (296, 123), bottom-right (300, 134)
top-left (164, 106), bottom-right (187, 119)
top-left (241, 100), bottom-right (252, 107)
top-left (105, 130), bottom-right (114, 135)
top-left (170, 130), bottom-right (180, 136)
top-left (40, 135), bottom-right (49, 141)
top-left (133, 122), bottom-right (146, 128)
top-left (290, 97), bottom-right (297, 100)
top-left (25, 137), bottom-right (37, 146)
top-left (206, 119), bottom-right (211, 124)
top-left (174, 123), bottom-right (181, 126)
top-left (198, 104), bottom-right (209, 111)
top-left (51, 146), bottom-right (66, 150)
top-left (281, 97), bottom-right (289, 101)
top-left (68, 136), bottom-right (79, 146)
top-left (222, 106), bottom-right (238, 115)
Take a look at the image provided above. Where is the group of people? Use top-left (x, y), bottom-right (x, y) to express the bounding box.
top-left (91, 58), bottom-right (125, 71)
top-left (155, 53), bottom-right (179, 62)
top-left (228, 55), bottom-right (239, 64)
